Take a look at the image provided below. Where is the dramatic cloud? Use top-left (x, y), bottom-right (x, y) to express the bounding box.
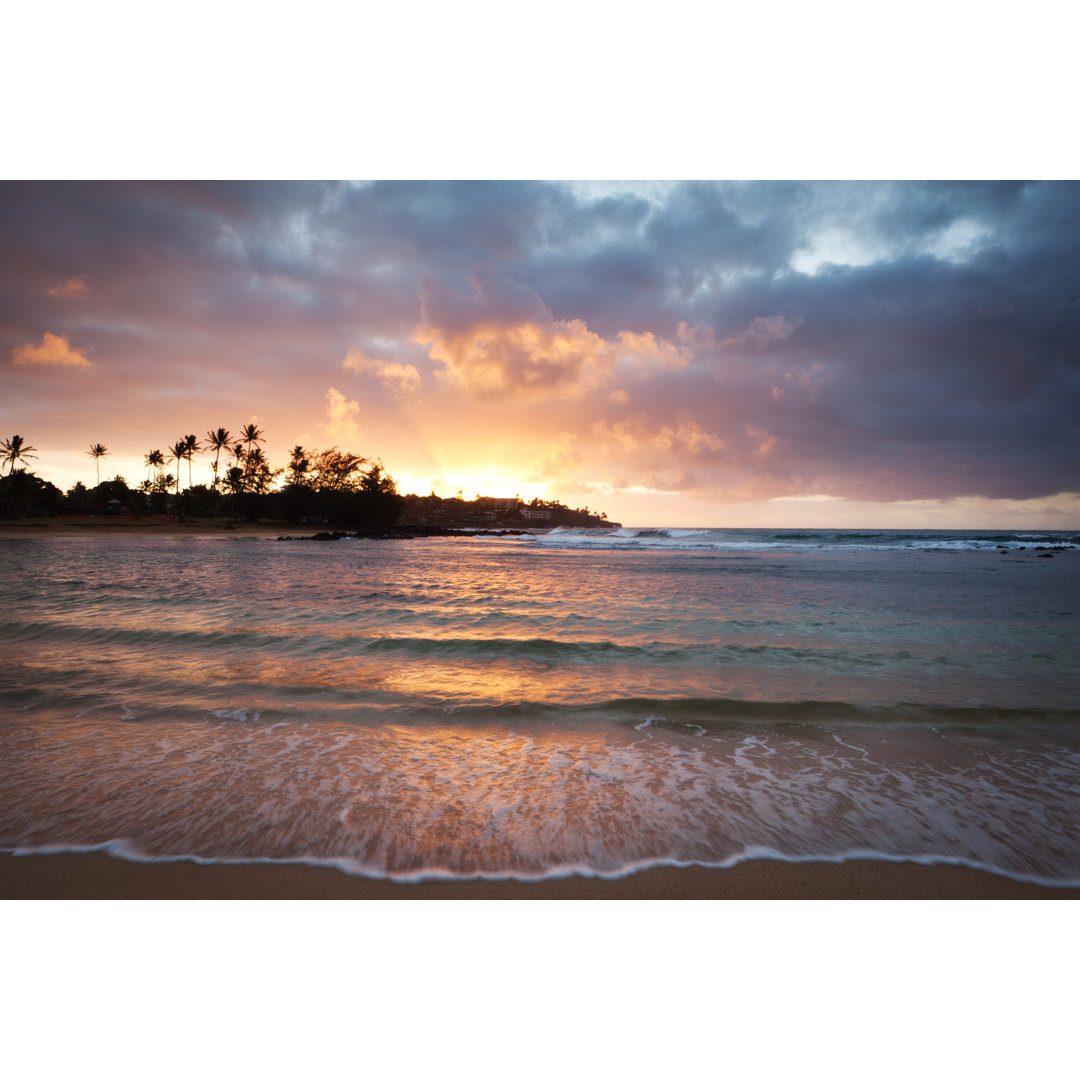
top-left (1, 181), bottom-right (1077, 524)
top-left (11, 331), bottom-right (91, 367)
top-left (531, 432), bottom-right (582, 484)
top-left (615, 331), bottom-right (692, 372)
top-left (342, 347), bottom-right (421, 395)
top-left (413, 263), bottom-right (692, 402)
top-left (413, 264), bottom-right (617, 399)
top-left (322, 387), bottom-right (361, 444)
top-left (718, 314), bottom-right (803, 353)
top-left (47, 275), bottom-right (90, 299)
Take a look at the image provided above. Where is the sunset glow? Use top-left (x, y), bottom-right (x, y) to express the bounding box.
top-left (3, 181), bottom-right (1078, 528)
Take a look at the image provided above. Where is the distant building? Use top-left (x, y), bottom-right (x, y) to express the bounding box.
top-left (476, 497), bottom-right (518, 511)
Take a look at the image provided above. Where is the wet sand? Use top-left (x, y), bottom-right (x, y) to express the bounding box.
top-left (5, 518), bottom-right (1077, 901)
top-left (2, 852), bottom-right (1077, 899)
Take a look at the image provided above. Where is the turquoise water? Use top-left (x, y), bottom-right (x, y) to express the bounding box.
top-left (2, 528), bottom-right (1079, 882)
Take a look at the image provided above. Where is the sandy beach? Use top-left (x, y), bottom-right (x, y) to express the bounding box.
top-left (5, 521), bottom-right (1079, 899)
top-left (2, 852), bottom-right (1077, 899)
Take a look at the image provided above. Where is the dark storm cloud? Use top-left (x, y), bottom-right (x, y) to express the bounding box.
top-left (321, 181), bottom-right (576, 268)
top-left (2, 179), bottom-right (1077, 505)
top-left (643, 181), bottom-right (800, 279)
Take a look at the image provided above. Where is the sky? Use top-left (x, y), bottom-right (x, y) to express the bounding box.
top-left (3, 180), bottom-right (1079, 528)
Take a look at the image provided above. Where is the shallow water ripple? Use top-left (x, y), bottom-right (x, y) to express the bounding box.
top-left (2, 531), bottom-right (1079, 880)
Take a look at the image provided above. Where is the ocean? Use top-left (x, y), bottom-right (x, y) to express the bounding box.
top-left (2, 526), bottom-right (1079, 886)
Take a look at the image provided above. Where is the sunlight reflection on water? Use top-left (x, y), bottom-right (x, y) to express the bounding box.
top-left (2, 534), bottom-right (1079, 879)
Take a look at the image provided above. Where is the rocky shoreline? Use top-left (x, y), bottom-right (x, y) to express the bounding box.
top-left (280, 525), bottom-right (539, 541)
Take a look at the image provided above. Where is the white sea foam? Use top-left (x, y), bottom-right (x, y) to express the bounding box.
top-left (6, 842), bottom-right (1079, 890)
top-left (3, 528), bottom-right (1078, 885)
top-left (528, 527), bottom-right (1079, 554)
top-left (3, 711), bottom-right (1079, 883)
top-left (213, 708), bottom-right (261, 722)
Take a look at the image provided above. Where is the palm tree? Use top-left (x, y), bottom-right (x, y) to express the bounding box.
top-left (205, 427), bottom-right (231, 490)
top-left (182, 434), bottom-right (200, 488)
top-left (239, 422), bottom-right (265, 460)
top-left (145, 449), bottom-right (165, 484)
top-left (87, 442), bottom-right (108, 485)
top-left (1, 435), bottom-right (38, 475)
top-left (170, 440), bottom-right (187, 496)
top-left (244, 446), bottom-right (272, 494)
top-left (286, 445), bottom-right (311, 487)
top-left (224, 441), bottom-right (247, 522)
top-left (229, 441), bottom-right (246, 477)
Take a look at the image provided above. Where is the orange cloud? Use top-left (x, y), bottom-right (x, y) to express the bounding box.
top-left (615, 330), bottom-right (691, 371)
top-left (413, 265), bottom-right (616, 399)
top-left (747, 425), bottom-right (780, 458)
top-left (47, 275), bottom-right (91, 299)
top-left (598, 415), bottom-right (726, 459)
top-left (414, 266), bottom-right (694, 401)
top-left (343, 348), bottom-right (421, 395)
top-left (660, 419), bottom-right (726, 456)
top-left (532, 432), bottom-right (581, 482)
top-left (587, 411), bottom-right (798, 502)
top-left (12, 332), bottom-right (91, 367)
top-left (322, 387), bottom-right (361, 443)
top-left (417, 317), bottom-right (614, 399)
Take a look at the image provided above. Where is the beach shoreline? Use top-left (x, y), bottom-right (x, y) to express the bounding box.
top-left (2, 852), bottom-right (1077, 900)
top-left (0, 518), bottom-right (538, 541)
top-left (0, 516), bottom-right (317, 539)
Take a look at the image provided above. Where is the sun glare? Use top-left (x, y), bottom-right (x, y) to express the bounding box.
top-left (399, 468), bottom-right (550, 503)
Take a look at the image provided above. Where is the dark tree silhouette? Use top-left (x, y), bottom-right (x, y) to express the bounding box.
top-left (182, 434), bottom-right (200, 487)
top-left (145, 449), bottom-right (165, 484)
top-left (170, 440), bottom-right (186, 495)
top-left (0, 468), bottom-right (62, 517)
top-left (205, 427), bottom-right (231, 490)
top-left (87, 442), bottom-right (108, 485)
top-left (286, 445), bottom-right (311, 487)
top-left (239, 423), bottom-right (265, 457)
top-left (2, 435), bottom-right (38, 475)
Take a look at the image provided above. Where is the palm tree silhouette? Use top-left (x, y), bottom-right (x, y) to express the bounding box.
top-left (205, 427), bottom-right (231, 490)
top-left (224, 441), bottom-right (247, 522)
top-left (182, 434), bottom-right (200, 487)
top-left (236, 425), bottom-right (265, 500)
top-left (87, 442), bottom-right (108, 485)
top-left (145, 449), bottom-right (165, 484)
top-left (239, 423), bottom-right (264, 456)
top-left (170, 440), bottom-right (186, 496)
top-left (1, 435), bottom-right (38, 475)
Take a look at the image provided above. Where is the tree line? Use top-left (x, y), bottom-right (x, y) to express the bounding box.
top-left (0, 428), bottom-right (402, 527)
top-left (1, 430), bottom-right (614, 529)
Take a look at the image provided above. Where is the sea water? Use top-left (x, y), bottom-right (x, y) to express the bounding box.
top-left (2, 527), bottom-right (1079, 884)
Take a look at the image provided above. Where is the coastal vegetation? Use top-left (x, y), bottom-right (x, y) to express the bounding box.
top-left (87, 443), bottom-right (109, 485)
top-left (2, 435), bottom-right (38, 474)
top-left (0, 430), bottom-right (613, 529)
